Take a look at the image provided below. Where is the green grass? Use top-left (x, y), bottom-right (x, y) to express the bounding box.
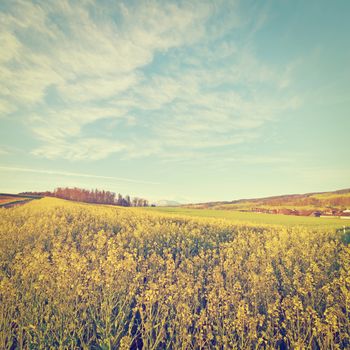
top-left (143, 206), bottom-right (348, 228)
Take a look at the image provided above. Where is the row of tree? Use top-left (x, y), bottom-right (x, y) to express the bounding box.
top-left (20, 187), bottom-right (150, 207)
top-left (54, 187), bottom-right (117, 204)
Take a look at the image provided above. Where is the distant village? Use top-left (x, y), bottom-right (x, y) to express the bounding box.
top-left (247, 207), bottom-right (350, 218)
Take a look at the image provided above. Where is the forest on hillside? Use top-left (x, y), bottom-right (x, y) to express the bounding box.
top-left (20, 187), bottom-right (150, 207)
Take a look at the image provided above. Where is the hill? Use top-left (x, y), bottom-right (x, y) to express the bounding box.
top-left (153, 199), bottom-right (181, 207)
top-left (145, 206), bottom-right (349, 228)
top-left (183, 188), bottom-right (350, 217)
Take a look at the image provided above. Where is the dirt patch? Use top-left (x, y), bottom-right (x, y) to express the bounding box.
top-left (0, 199), bottom-right (34, 208)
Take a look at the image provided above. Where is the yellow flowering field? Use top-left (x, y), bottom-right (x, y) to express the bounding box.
top-left (0, 198), bottom-right (349, 349)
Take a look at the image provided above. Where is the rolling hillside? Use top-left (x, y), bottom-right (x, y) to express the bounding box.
top-left (184, 188), bottom-right (350, 217)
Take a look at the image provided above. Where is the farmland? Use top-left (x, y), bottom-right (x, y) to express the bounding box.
top-left (0, 195), bottom-right (30, 206)
top-left (145, 206), bottom-right (348, 228)
top-left (183, 189), bottom-right (350, 218)
top-left (0, 194), bottom-right (41, 208)
top-left (0, 197), bottom-right (349, 349)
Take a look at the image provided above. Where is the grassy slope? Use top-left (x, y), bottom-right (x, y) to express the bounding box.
top-left (143, 206), bottom-right (348, 228)
top-left (184, 189), bottom-right (350, 212)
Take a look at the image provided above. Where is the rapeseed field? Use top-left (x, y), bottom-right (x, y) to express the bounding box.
top-left (0, 198), bottom-right (349, 349)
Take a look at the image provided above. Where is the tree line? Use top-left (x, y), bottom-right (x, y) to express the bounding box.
top-left (20, 187), bottom-right (150, 207)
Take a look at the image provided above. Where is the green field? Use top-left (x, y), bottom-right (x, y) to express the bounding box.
top-left (143, 206), bottom-right (348, 228)
top-left (182, 189), bottom-right (350, 214)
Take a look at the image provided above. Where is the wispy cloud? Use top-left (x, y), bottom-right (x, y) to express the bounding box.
top-left (31, 138), bottom-right (127, 161)
top-left (0, 166), bottom-right (160, 185)
top-left (0, 0), bottom-right (300, 161)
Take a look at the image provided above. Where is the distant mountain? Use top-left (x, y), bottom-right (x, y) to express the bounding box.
top-left (183, 188), bottom-right (350, 217)
top-left (154, 200), bottom-right (181, 207)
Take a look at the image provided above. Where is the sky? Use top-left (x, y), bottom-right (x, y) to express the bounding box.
top-left (0, 0), bottom-right (349, 203)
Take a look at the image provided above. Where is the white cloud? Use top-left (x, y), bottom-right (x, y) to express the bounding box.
top-left (0, 99), bottom-right (15, 116)
top-left (32, 138), bottom-right (127, 161)
top-left (0, 165), bottom-right (160, 185)
top-left (0, 32), bottom-right (21, 63)
top-left (57, 73), bottom-right (141, 103)
top-left (0, 0), bottom-right (300, 161)
top-left (128, 64), bottom-right (298, 152)
top-left (30, 106), bottom-right (127, 141)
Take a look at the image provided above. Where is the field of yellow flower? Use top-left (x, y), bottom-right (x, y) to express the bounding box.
top-left (0, 198), bottom-right (349, 349)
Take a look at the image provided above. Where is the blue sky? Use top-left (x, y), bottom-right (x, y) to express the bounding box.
top-left (0, 0), bottom-right (349, 203)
